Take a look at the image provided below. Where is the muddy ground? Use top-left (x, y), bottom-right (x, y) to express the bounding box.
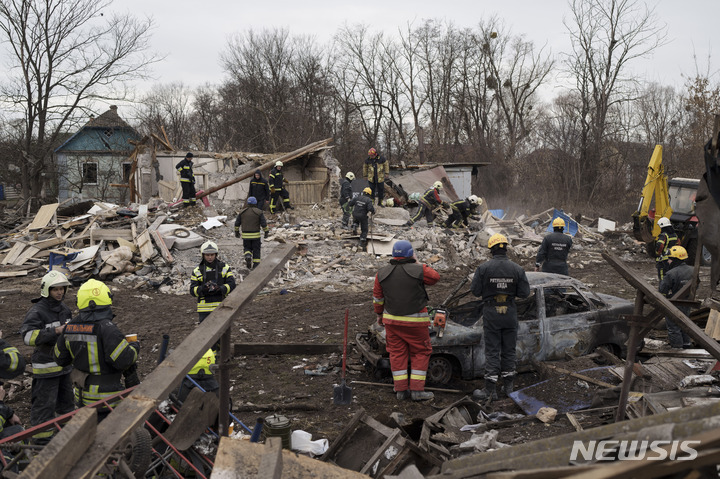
top-left (0, 229), bottom-right (714, 453)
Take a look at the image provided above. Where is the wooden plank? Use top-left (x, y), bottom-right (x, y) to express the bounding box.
top-left (18, 407), bottom-right (97, 479)
top-left (27, 203), bottom-right (59, 230)
top-left (1, 242), bottom-right (26, 265)
top-left (136, 230), bottom-right (155, 262)
top-left (234, 343), bottom-right (341, 356)
top-left (705, 309), bottom-right (720, 340)
top-left (535, 362), bottom-right (616, 389)
top-left (64, 244), bottom-right (297, 479)
top-left (89, 229), bottom-right (134, 242)
top-left (150, 230), bottom-right (173, 263)
top-left (13, 246), bottom-right (40, 266)
top-left (359, 429), bottom-right (403, 475)
top-left (258, 437), bottom-right (283, 479)
top-left (147, 214), bottom-right (167, 232)
top-left (565, 413), bottom-right (583, 432)
top-left (0, 270), bottom-right (29, 278)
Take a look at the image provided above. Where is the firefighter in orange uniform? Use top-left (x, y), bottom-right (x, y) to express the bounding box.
top-left (372, 240), bottom-right (439, 401)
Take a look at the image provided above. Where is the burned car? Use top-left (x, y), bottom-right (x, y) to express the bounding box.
top-left (356, 272), bottom-right (634, 385)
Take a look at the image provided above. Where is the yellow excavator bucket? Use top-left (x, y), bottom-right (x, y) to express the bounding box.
top-left (632, 145), bottom-right (673, 242)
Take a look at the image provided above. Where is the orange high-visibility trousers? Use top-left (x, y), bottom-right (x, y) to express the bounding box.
top-left (384, 323), bottom-right (432, 391)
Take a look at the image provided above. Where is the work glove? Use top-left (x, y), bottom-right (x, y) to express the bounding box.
top-left (200, 283), bottom-right (211, 295)
top-left (206, 282), bottom-right (220, 294)
top-left (270, 187), bottom-right (276, 194)
top-left (234, 227), bottom-right (240, 238)
top-left (264, 229), bottom-right (270, 239)
top-left (377, 314), bottom-right (384, 326)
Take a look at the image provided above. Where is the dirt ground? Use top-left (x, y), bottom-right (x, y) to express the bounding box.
top-left (0, 236), bottom-right (714, 454)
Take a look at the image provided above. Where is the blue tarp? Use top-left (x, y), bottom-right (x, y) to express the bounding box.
top-left (488, 209), bottom-right (505, 219)
top-left (546, 208), bottom-right (578, 237)
top-left (49, 252), bottom-right (78, 272)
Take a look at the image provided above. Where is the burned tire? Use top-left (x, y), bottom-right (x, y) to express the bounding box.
top-left (124, 427), bottom-right (152, 478)
top-left (427, 356), bottom-right (453, 385)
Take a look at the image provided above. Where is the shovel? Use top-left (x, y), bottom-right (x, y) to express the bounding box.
top-left (333, 309), bottom-right (352, 405)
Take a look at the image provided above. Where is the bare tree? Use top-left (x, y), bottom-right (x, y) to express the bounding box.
top-left (0, 0), bottom-right (157, 209)
top-left (563, 0), bottom-right (667, 205)
top-left (136, 82), bottom-right (194, 149)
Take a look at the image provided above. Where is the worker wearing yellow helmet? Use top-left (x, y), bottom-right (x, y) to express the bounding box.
top-left (654, 217), bottom-right (678, 281)
top-left (20, 270), bottom-right (74, 439)
top-left (406, 180), bottom-right (445, 227)
top-left (177, 349), bottom-right (219, 402)
top-left (54, 279), bottom-right (139, 418)
top-left (444, 194), bottom-right (483, 229)
top-left (269, 160), bottom-right (294, 213)
top-left (364, 147), bottom-right (389, 206)
top-left (659, 245), bottom-right (693, 349)
top-left (535, 216), bottom-right (573, 275)
top-left (339, 172), bottom-right (356, 229)
top-left (470, 233), bottom-right (530, 402)
top-left (348, 186), bottom-right (376, 251)
top-left (190, 241), bottom-right (237, 323)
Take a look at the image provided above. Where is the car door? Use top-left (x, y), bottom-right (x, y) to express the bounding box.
top-left (515, 289), bottom-right (543, 366)
top-left (538, 284), bottom-right (597, 360)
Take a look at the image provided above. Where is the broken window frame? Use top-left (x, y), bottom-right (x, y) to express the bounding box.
top-left (82, 162), bottom-right (99, 185)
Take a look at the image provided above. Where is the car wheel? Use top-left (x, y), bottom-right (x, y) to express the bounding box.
top-left (427, 356), bottom-right (454, 385)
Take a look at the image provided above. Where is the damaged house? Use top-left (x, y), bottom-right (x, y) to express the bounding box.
top-left (55, 106), bottom-right (141, 204)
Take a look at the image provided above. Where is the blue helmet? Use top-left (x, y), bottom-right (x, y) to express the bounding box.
top-left (392, 240), bottom-right (414, 258)
top-left (247, 196), bottom-right (257, 205)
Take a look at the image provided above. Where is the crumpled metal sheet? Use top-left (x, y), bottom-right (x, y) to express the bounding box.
top-left (389, 165), bottom-right (460, 203)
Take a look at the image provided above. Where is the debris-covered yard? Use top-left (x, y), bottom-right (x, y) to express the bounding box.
top-left (1, 189), bottom-right (719, 477)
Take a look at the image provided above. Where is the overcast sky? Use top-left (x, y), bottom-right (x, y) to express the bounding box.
top-left (119, 0), bottom-right (717, 102)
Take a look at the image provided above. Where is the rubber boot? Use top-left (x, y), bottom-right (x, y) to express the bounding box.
top-left (396, 390), bottom-right (410, 400)
top-left (245, 254), bottom-right (253, 269)
top-left (503, 377), bottom-right (514, 396)
top-left (411, 390), bottom-right (434, 401)
top-left (352, 226), bottom-right (358, 236)
top-left (360, 240), bottom-right (367, 252)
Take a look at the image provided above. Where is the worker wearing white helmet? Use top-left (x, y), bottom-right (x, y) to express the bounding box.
top-left (654, 217), bottom-right (678, 281)
top-left (339, 172), bottom-right (356, 229)
top-left (190, 241), bottom-right (237, 323)
top-left (535, 217), bottom-right (573, 275)
top-left (444, 195), bottom-right (483, 229)
top-left (269, 160), bottom-right (294, 213)
top-left (406, 180), bottom-right (445, 227)
top-left (20, 270), bottom-right (74, 440)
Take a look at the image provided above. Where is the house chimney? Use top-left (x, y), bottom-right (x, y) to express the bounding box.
top-left (110, 105), bottom-right (117, 111)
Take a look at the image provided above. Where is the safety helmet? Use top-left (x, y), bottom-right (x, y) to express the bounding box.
top-left (189, 349), bottom-right (216, 376)
top-left (488, 233), bottom-right (508, 249)
top-left (41, 270), bottom-right (70, 298)
top-left (433, 181), bottom-right (443, 190)
top-left (247, 196), bottom-right (258, 205)
top-left (392, 240), bottom-right (414, 258)
top-left (77, 279), bottom-right (113, 310)
top-left (200, 241), bottom-right (219, 255)
top-left (368, 148), bottom-right (377, 157)
top-left (468, 195), bottom-right (480, 205)
top-left (363, 187), bottom-right (372, 195)
top-left (275, 161), bottom-right (283, 167)
top-left (185, 152), bottom-right (194, 159)
top-left (657, 217), bottom-right (671, 228)
top-left (345, 172), bottom-right (355, 181)
top-left (552, 218), bottom-right (566, 229)
top-left (669, 245), bottom-right (688, 261)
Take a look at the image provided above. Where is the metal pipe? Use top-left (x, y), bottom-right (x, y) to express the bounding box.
top-left (158, 334), bottom-right (170, 365)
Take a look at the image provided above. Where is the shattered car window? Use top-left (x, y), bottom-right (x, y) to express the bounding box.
top-left (517, 291), bottom-right (537, 321)
top-left (543, 286), bottom-right (591, 317)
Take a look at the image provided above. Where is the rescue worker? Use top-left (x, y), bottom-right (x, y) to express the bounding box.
top-left (364, 148), bottom-right (389, 206)
top-left (54, 279), bottom-right (139, 420)
top-left (659, 246), bottom-right (694, 349)
top-left (0, 332), bottom-right (26, 439)
top-left (535, 217), bottom-right (573, 275)
top-left (655, 217), bottom-right (678, 281)
top-left (249, 169), bottom-right (270, 210)
top-left (20, 271), bottom-right (74, 441)
top-left (339, 172), bottom-right (355, 229)
top-left (269, 161), bottom-right (293, 213)
top-left (175, 152), bottom-right (196, 207)
top-left (471, 234), bottom-right (530, 401)
top-left (190, 241), bottom-right (237, 323)
top-left (444, 195), bottom-right (482, 229)
top-left (373, 240), bottom-right (440, 401)
top-left (177, 349), bottom-right (219, 402)
top-left (234, 196), bottom-right (270, 269)
top-left (348, 187), bottom-right (376, 251)
top-left (406, 181), bottom-right (444, 226)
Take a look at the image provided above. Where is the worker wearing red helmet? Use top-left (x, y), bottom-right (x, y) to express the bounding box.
top-left (373, 240), bottom-right (440, 401)
top-left (535, 217), bottom-right (573, 275)
top-left (363, 147), bottom-right (389, 207)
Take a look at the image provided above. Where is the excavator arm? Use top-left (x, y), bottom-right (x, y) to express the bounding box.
top-left (632, 145), bottom-right (673, 242)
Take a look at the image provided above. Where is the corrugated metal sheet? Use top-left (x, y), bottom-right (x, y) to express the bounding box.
top-left (389, 165), bottom-right (460, 202)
